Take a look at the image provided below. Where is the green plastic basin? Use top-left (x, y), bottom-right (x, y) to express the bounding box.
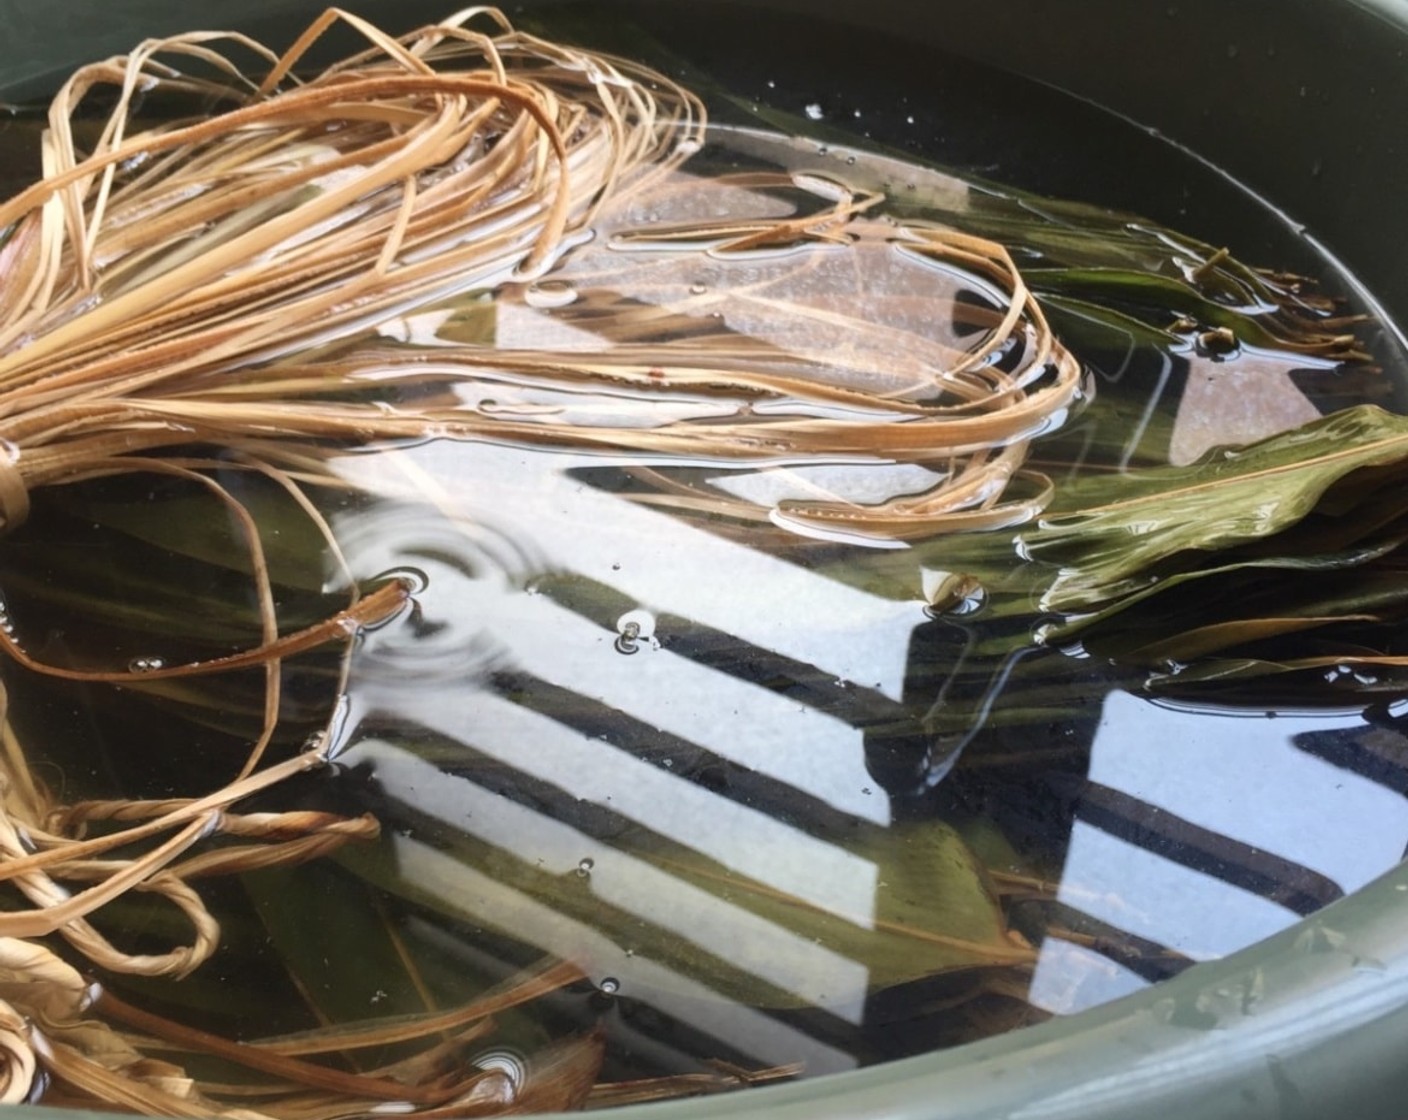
top-left (1, 1), bottom-right (1406, 1117)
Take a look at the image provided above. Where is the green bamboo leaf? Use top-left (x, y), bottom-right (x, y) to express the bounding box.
top-left (1025, 405), bottom-right (1408, 612)
top-left (244, 861), bottom-right (436, 1035)
top-left (651, 819), bottom-right (1031, 993)
top-left (71, 487), bottom-right (337, 594)
top-left (339, 773), bottom-right (1030, 1015)
top-left (1121, 614), bottom-right (1378, 664)
top-left (1040, 294), bottom-right (1181, 351)
top-left (1034, 536), bottom-right (1406, 646)
top-left (1026, 267), bottom-right (1322, 351)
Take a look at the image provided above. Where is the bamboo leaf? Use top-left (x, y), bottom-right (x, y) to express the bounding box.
top-left (1120, 614), bottom-right (1379, 664)
top-left (243, 861), bottom-right (435, 1033)
top-left (338, 765), bottom-right (1030, 1017)
top-left (72, 489), bottom-right (335, 594)
top-left (1025, 405), bottom-right (1408, 612)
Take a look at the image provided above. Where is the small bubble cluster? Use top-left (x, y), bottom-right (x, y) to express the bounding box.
top-left (128, 656), bottom-right (166, 673)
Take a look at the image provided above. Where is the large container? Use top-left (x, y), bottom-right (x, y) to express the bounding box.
top-left (2, 1), bottom-right (1407, 1117)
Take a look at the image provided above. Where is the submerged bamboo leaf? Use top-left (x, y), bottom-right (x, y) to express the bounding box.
top-left (339, 757), bottom-right (1030, 1020)
top-left (1024, 405), bottom-right (1408, 612)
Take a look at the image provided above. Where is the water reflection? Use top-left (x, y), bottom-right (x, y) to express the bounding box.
top-left (318, 430), bottom-right (1408, 1076)
top-left (336, 440), bottom-right (912, 826)
top-left (1028, 696), bottom-right (1408, 1014)
top-left (297, 128), bottom-right (1408, 1076)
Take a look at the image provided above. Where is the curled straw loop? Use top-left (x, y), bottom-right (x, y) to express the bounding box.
top-left (0, 1001), bottom-right (37, 1104)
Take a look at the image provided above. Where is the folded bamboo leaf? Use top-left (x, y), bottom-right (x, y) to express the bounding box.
top-left (648, 818), bottom-right (1031, 992)
top-left (1031, 536), bottom-right (1407, 647)
top-left (1027, 267), bottom-right (1353, 355)
top-left (92, 892), bottom-right (321, 1032)
top-left (0, 480), bottom-right (353, 675)
top-left (1038, 294), bottom-right (1181, 352)
top-left (1024, 405), bottom-right (1408, 613)
top-left (719, 101), bottom-right (1354, 358)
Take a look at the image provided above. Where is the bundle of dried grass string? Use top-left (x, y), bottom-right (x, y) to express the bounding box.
top-left (0, 5), bottom-right (1077, 1114)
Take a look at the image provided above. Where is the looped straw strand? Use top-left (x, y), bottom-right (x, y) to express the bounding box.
top-left (0, 454), bottom-right (28, 532)
top-left (0, 1001), bottom-right (36, 1104)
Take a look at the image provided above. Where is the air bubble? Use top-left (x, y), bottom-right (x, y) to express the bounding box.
top-left (1324, 663), bottom-right (1354, 684)
top-left (689, 283), bottom-right (708, 295)
top-left (599, 977), bottom-right (620, 995)
top-left (614, 608), bottom-right (658, 654)
top-left (921, 569), bottom-right (987, 617)
top-left (615, 621), bottom-right (641, 655)
top-left (523, 280), bottom-right (578, 309)
top-left (804, 103), bottom-right (824, 121)
top-left (473, 1048), bottom-right (527, 1093)
top-left (128, 656), bottom-right (165, 673)
top-left (576, 857), bottom-right (594, 877)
